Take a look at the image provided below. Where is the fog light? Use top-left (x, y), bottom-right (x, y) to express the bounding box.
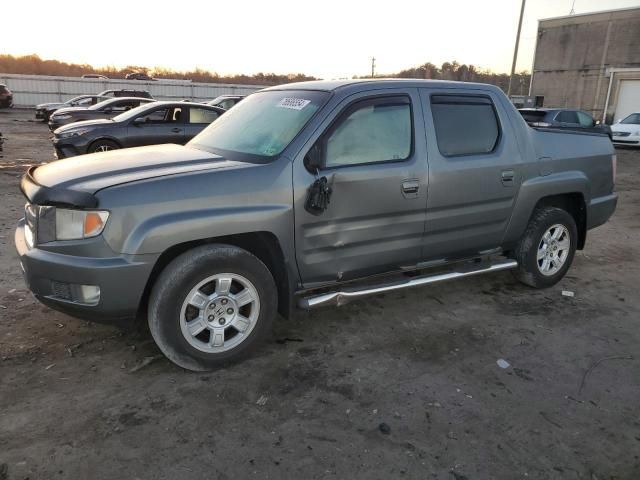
top-left (78, 285), bottom-right (100, 305)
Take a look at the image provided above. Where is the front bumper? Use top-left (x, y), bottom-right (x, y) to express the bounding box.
top-left (15, 219), bottom-right (157, 321)
top-left (587, 193), bottom-right (618, 230)
top-left (52, 136), bottom-right (90, 159)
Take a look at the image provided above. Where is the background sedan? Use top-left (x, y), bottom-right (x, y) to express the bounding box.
top-left (48, 97), bottom-right (155, 130)
top-left (611, 113), bottom-right (640, 147)
top-left (35, 94), bottom-right (110, 121)
top-left (518, 108), bottom-right (612, 138)
top-left (51, 101), bottom-right (224, 158)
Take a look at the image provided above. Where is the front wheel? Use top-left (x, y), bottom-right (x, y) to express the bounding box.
top-left (89, 139), bottom-right (119, 154)
top-left (148, 244), bottom-right (277, 371)
top-left (512, 206), bottom-right (577, 288)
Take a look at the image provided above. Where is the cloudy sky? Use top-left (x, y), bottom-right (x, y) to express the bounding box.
top-left (2, 0), bottom-right (639, 78)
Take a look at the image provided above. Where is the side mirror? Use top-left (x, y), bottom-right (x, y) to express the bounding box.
top-left (304, 144), bottom-right (322, 173)
top-left (133, 117), bottom-right (146, 126)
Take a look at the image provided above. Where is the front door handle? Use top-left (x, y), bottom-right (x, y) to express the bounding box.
top-left (401, 179), bottom-right (420, 198)
top-left (501, 170), bottom-right (515, 186)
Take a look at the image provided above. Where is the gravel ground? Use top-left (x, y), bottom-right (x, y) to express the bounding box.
top-left (0, 109), bottom-right (639, 480)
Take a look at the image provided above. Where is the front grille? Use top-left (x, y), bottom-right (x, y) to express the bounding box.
top-left (51, 281), bottom-right (73, 301)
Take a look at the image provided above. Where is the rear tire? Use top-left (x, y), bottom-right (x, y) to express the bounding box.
top-left (512, 207), bottom-right (577, 288)
top-left (148, 244), bottom-right (277, 371)
top-left (89, 139), bottom-right (119, 154)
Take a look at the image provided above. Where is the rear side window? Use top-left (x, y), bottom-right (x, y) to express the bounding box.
top-left (190, 108), bottom-right (220, 124)
top-left (577, 111), bottom-right (595, 127)
top-left (324, 97), bottom-right (412, 168)
top-left (555, 110), bottom-right (579, 124)
top-left (430, 95), bottom-right (500, 156)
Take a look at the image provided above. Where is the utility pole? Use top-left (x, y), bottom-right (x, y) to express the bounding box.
top-left (507, 0), bottom-right (526, 96)
top-left (371, 57), bottom-right (376, 78)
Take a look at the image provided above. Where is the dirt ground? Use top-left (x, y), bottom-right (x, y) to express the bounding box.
top-left (0, 109), bottom-right (639, 480)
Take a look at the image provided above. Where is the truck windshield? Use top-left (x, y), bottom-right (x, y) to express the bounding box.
top-left (189, 90), bottom-right (329, 160)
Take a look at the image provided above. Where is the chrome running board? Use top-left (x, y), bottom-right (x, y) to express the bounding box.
top-left (297, 258), bottom-right (518, 309)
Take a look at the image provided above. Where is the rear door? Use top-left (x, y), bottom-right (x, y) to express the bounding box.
top-left (419, 88), bottom-right (523, 261)
top-left (292, 89), bottom-right (429, 287)
top-left (185, 107), bottom-right (221, 141)
top-left (125, 105), bottom-right (186, 147)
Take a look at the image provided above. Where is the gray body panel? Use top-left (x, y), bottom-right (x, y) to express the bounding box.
top-left (15, 79), bottom-right (617, 320)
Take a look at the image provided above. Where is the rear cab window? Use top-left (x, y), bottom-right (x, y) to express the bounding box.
top-left (429, 94), bottom-right (500, 156)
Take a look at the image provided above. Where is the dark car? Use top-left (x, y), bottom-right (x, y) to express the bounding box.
top-left (52, 101), bottom-right (224, 158)
top-left (98, 89), bottom-right (153, 99)
top-left (35, 95), bottom-right (110, 121)
top-left (125, 72), bottom-right (156, 81)
top-left (49, 97), bottom-right (155, 130)
top-left (0, 84), bottom-right (13, 108)
top-left (207, 95), bottom-right (245, 110)
top-left (82, 74), bottom-right (109, 80)
top-left (518, 108), bottom-right (612, 138)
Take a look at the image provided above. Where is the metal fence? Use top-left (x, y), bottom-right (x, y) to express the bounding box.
top-left (0, 73), bottom-right (264, 107)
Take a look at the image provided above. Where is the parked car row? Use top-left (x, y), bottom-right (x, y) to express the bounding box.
top-left (36, 89), bottom-right (153, 122)
top-left (49, 97), bottom-right (155, 130)
top-left (52, 101), bottom-right (225, 158)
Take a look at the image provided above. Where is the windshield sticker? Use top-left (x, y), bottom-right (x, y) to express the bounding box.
top-left (276, 98), bottom-right (311, 110)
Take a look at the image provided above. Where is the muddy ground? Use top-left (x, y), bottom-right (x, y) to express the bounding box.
top-left (0, 109), bottom-right (638, 480)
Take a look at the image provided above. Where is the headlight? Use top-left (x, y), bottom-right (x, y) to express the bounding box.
top-left (55, 209), bottom-right (110, 240)
top-left (54, 114), bottom-right (72, 120)
top-left (26, 204), bottom-right (109, 243)
top-left (57, 127), bottom-right (92, 139)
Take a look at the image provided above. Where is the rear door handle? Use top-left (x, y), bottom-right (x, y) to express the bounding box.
top-left (501, 170), bottom-right (515, 186)
top-left (401, 179), bottom-right (420, 198)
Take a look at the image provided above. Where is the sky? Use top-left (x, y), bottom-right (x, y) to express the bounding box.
top-left (2, 0), bottom-right (640, 79)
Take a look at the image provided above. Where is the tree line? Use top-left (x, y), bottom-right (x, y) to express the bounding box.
top-left (1, 54), bottom-right (530, 93)
top-left (0, 54), bottom-right (316, 86)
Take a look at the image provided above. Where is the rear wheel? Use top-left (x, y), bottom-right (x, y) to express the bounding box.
top-left (89, 139), bottom-right (119, 154)
top-left (512, 206), bottom-right (577, 288)
top-left (148, 244), bottom-right (277, 371)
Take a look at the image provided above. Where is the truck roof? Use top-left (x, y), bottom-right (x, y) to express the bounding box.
top-left (265, 78), bottom-right (502, 93)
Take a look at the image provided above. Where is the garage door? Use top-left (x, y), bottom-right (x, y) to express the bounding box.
top-left (615, 80), bottom-right (640, 122)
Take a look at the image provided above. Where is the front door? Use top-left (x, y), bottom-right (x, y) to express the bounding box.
top-left (126, 105), bottom-right (186, 147)
top-left (293, 90), bottom-right (429, 288)
top-left (418, 89), bottom-right (523, 261)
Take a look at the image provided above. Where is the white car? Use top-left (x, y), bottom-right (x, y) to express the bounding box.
top-left (611, 113), bottom-right (640, 147)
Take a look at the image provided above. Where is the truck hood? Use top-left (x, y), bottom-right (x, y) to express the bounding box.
top-left (32, 144), bottom-right (248, 195)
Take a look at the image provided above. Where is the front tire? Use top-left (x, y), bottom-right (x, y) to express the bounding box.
top-left (148, 244), bottom-right (277, 371)
top-left (512, 206), bottom-right (577, 288)
top-left (89, 139), bottom-right (119, 154)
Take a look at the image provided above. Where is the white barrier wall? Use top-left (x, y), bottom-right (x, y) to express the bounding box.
top-left (0, 73), bottom-right (263, 106)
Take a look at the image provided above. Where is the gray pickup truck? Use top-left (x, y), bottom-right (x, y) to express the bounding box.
top-left (15, 79), bottom-right (617, 371)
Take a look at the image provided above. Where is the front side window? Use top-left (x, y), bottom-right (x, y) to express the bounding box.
top-left (189, 108), bottom-right (220, 124)
top-left (323, 98), bottom-right (411, 168)
top-left (137, 106), bottom-right (183, 123)
top-left (431, 95), bottom-right (500, 156)
top-left (556, 110), bottom-right (579, 124)
top-left (190, 90), bottom-right (329, 160)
